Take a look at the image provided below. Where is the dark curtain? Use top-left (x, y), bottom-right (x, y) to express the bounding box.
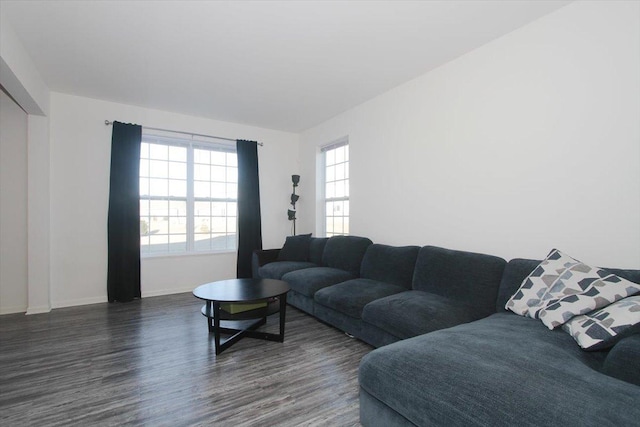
top-left (236, 139), bottom-right (263, 278)
top-left (107, 121), bottom-right (142, 302)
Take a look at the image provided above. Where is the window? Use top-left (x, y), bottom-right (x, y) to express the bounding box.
top-left (139, 134), bottom-right (237, 255)
top-left (322, 140), bottom-right (349, 237)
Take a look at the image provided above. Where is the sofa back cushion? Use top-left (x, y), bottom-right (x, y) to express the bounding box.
top-left (412, 246), bottom-right (506, 316)
top-left (277, 233), bottom-right (312, 262)
top-left (322, 235), bottom-right (373, 276)
top-left (497, 258), bottom-right (640, 313)
top-left (309, 237), bottom-right (329, 265)
top-left (360, 244), bottom-right (420, 288)
top-left (495, 259), bottom-right (540, 313)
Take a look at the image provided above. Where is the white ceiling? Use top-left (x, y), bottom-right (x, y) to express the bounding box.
top-left (1, 0), bottom-right (570, 132)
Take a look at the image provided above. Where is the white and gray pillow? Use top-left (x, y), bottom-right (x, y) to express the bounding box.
top-left (562, 295), bottom-right (640, 350)
top-left (506, 249), bottom-right (640, 329)
top-left (538, 272), bottom-right (640, 330)
top-left (505, 249), bottom-right (578, 318)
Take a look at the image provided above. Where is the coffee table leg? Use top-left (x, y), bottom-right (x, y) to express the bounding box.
top-left (206, 301), bottom-right (214, 333)
top-left (213, 301), bottom-right (221, 355)
top-left (279, 294), bottom-right (287, 342)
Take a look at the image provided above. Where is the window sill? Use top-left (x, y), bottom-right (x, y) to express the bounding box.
top-left (141, 250), bottom-right (236, 260)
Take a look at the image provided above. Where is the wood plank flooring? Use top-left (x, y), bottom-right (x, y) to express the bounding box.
top-left (0, 293), bottom-right (373, 426)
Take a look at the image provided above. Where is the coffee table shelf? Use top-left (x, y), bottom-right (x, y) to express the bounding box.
top-left (199, 298), bottom-right (281, 321)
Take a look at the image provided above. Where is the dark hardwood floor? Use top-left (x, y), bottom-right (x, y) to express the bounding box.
top-left (0, 293), bottom-right (373, 426)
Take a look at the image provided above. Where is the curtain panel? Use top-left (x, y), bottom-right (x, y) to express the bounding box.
top-left (236, 139), bottom-right (263, 278)
top-left (107, 121), bottom-right (142, 302)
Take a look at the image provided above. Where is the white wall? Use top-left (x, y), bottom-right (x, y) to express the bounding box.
top-left (0, 13), bottom-right (49, 116)
top-left (0, 89), bottom-right (28, 314)
top-left (49, 93), bottom-right (299, 307)
top-left (299, 1), bottom-right (640, 268)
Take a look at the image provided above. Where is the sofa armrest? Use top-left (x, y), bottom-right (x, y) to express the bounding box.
top-left (602, 334), bottom-right (640, 386)
top-left (252, 249), bottom-right (281, 278)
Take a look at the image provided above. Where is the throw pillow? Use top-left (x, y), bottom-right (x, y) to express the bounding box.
top-left (277, 233), bottom-right (312, 262)
top-left (505, 249), bottom-right (579, 317)
top-left (539, 274), bottom-right (640, 330)
top-left (505, 249), bottom-right (640, 330)
top-left (562, 295), bottom-right (640, 351)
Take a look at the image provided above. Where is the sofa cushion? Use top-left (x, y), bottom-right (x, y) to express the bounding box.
top-left (287, 289), bottom-right (315, 315)
top-left (411, 246), bottom-right (506, 317)
top-left (360, 244), bottom-right (420, 288)
top-left (362, 291), bottom-right (486, 340)
top-left (359, 313), bottom-right (640, 426)
top-left (322, 235), bottom-right (373, 276)
top-left (282, 267), bottom-right (355, 298)
top-left (496, 259), bottom-right (542, 312)
top-left (277, 233), bottom-right (312, 262)
top-left (258, 261), bottom-right (316, 280)
top-left (603, 334), bottom-right (640, 386)
top-left (562, 295), bottom-right (640, 350)
top-left (506, 249), bottom-right (640, 330)
top-left (252, 248), bottom-right (280, 278)
top-left (309, 237), bottom-right (329, 265)
top-left (314, 279), bottom-right (406, 319)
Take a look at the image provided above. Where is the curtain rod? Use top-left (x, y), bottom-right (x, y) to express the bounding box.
top-left (104, 120), bottom-right (263, 146)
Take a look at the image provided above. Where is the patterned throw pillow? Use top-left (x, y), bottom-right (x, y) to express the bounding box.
top-left (505, 249), bottom-right (640, 329)
top-left (562, 295), bottom-right (640, 350)
top-left (506, 249), bottom-right (579, 317)
top-left (539, 275), bottom-right (640, 330)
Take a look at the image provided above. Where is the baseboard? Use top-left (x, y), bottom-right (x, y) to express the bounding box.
top-left (142, 287), bottom-right (195, 298)
top-left (26, 305), bottom-right (52, 315)
top-left (24, 290), bottom-right (193, 312)
top-left (0, 305), bottom-right (27, 315)
top-left (52, 296), bottom-right (108, 309)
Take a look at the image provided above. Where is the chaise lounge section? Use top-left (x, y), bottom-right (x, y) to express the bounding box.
top-left (359, 259), bottom-right (640, 426)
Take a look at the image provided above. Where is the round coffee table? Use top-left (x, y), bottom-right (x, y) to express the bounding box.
top-left (193, 278), bottom-right (290, 355)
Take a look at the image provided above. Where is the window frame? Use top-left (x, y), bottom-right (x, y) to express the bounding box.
top-left (139, 133), bottom-right (238, 257)
top-left (321, 138), bottom-right (349, 237)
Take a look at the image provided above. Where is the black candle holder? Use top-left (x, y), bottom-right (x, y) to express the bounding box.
top-left (289, 175), bottom-right (299, 235)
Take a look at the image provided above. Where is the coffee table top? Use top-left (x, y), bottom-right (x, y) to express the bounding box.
top-left (193, 278), bottom-right (290, 303)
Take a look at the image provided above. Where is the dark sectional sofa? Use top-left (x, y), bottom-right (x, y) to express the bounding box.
top-left (253, 235), bottom-right (640, 426)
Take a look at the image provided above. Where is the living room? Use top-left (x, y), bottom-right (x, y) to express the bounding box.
top-left (1, 1), bottom-right (639, 425)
